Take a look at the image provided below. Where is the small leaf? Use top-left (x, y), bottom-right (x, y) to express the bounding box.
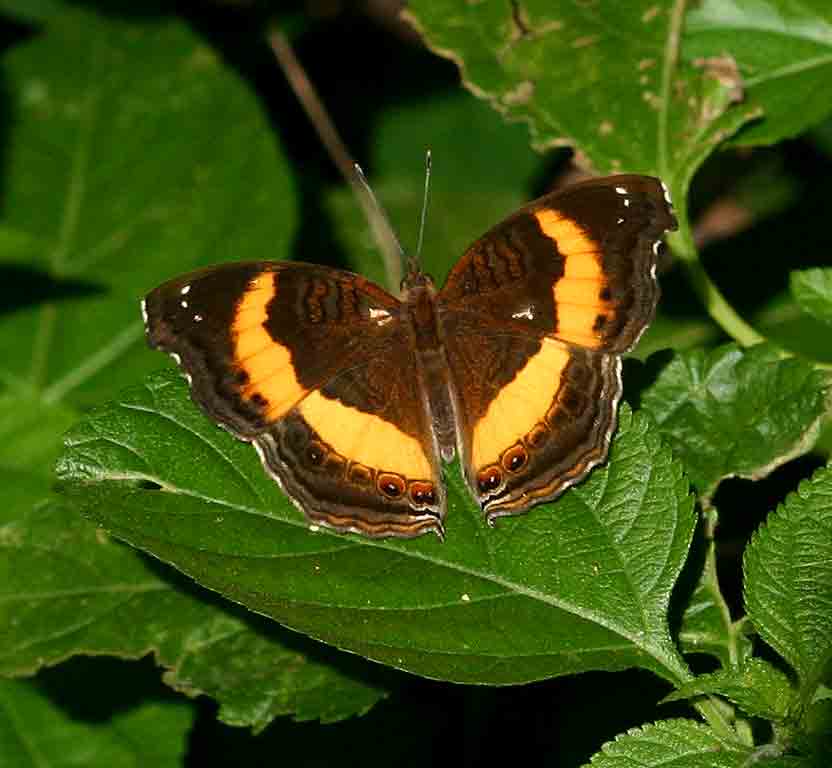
top-left (685, 0), bottom-right (832, 147)
top-left (0, 491), bottom-right (387, 729)
top-left (57, 371), bottom-right (697, 686)
top-left (662, 658), bottom-right (797, 722)
top-left (744, 465), bottom-right (832, 709)
top-left (791, 269), bottom-right (832, 328)
top-left (640, 343), bottom-right (829, 501)
top-left (584, 719), bottom-right (752, 768)
top-left (0, 677), bottom-right (194, 768)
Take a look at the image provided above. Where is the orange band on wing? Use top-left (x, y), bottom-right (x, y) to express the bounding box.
top-left (299, 391), bottom-right (432, 479)
top-left (472, 338), bottom-right (570, 469)
top-left (534, 210), bottom-right (611, 349)
top-left (232, 271), bottom-right (308, 420)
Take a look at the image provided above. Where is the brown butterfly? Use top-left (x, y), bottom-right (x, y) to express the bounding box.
top-left (143, 173), bottom-right (675, 539)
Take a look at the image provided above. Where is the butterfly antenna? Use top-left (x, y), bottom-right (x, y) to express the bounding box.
top-left (413, 149), bottom-right (432, 272)
top-left (352, 162), bottom-right (406, 277)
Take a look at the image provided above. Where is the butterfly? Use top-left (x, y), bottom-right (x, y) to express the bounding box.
top-left (143, 173), bottom-right (676, 539)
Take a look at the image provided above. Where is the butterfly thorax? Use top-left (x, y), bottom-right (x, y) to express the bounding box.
top-left (402, 277), bottom-right (459, 462)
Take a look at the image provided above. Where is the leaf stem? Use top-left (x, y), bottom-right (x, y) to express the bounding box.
top-left (657, 0), bottom-right (765, 348)
top-left (668, 214), bottom-right (765, 347)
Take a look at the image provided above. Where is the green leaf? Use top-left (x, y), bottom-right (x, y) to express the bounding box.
top-left (0, 5), bottom-right (296, 412)
top-left (0, 677), bottom-right (193, 768)
top-left (584, 719), bottom-right (752, 768)
top-left (744, 465), bottom-right (832, 709)
top-left (662, 658), bottom-right (797, 722)
top-left (685, 0), bottom-right (832, 147)
top-left (403, 0), bottom-right (760, 185)
top-left (56, 370), bottom-right (697, 686)
top-left (0, 0), bottom-right (60, 23)
top-left (0, 491), bottom-right (387, 729)
top-left (0, 394), bottom-right (78, 474)
top-left (791, 269), bottom-right (832, 328)
top-left (640, 343), bottom-right (829, 501)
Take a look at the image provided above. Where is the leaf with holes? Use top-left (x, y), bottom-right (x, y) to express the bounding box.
top-left (685, 0), bottom-right (832, 147)
top-left (57, 370), bottom-right (697, 686)
top-left (403, 0), bottom-right (761, 205)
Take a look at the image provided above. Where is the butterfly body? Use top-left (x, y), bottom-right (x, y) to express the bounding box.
top-left (143, 174), bottom-right (676, 539)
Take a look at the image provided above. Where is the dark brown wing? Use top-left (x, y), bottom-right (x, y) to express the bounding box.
top-left (144, 261), bottom-right (444, 538)
top-left (437, 175), bottom-right (676, 521)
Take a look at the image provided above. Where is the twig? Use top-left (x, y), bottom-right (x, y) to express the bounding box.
top-left (267, 27), bottom-right (403, 290)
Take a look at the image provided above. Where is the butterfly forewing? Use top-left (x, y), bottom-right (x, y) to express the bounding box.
top-left (144, 261), bottom-right (445, 538)
top-left (437, 175), bottom-right (676, 520)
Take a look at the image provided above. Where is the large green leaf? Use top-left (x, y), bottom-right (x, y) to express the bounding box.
top-left (0, 677), bottom-right (193, 768)
top-left (403, 0), bottom-right (760, 190)
top-left (0, 5), bottom-right (296, 463)
top-left (57, 370), bottom-right (696, 686)
top-left (0, 484), bottom-right (387, 729)
top-left (744, 465), bottom-right (832, 711)
top-left (640, 344), bottom-right (829, 502)
top-left (685, 0), bottom-right (832, 147)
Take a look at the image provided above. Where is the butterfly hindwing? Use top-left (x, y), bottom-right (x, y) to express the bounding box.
top-left (144, 261), bottom-right (445, 538)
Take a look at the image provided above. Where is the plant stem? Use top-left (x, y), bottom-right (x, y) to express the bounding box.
top-left (669, 215), bottom-right (765, 347)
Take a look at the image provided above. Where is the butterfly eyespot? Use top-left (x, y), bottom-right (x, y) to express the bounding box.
top-left (502, 444), bottom-right (528, 473)
top-left (409, 481), bottom-right (436, 506)
top-left (477, 466), bottom-right (503, 494)
top-left (378, 473), bottom-right (405, 499)
top-left (306, 442), bottom-right (326, 466)
top-left (249, 392), bottom-right (268, 408)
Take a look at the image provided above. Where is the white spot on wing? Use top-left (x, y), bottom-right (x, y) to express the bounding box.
top-left (661, 180), bottom-right (673, 205)
top-left (512, 307), bottom-right (534, 320)
top-left (615, 186), bottom-right (627, 195)
top-left (369, 307), bottom-right (392, 325)
top-left (193, 313), bottom-right (203, 323)
top-left (140, 298), bottom-right (148, 325)
top-left (169, 352), bottom-right (182, 365)
top-left (180, 284), bottom-right (191, 295)
top-left (180, 300), bottom-right (188, 309)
